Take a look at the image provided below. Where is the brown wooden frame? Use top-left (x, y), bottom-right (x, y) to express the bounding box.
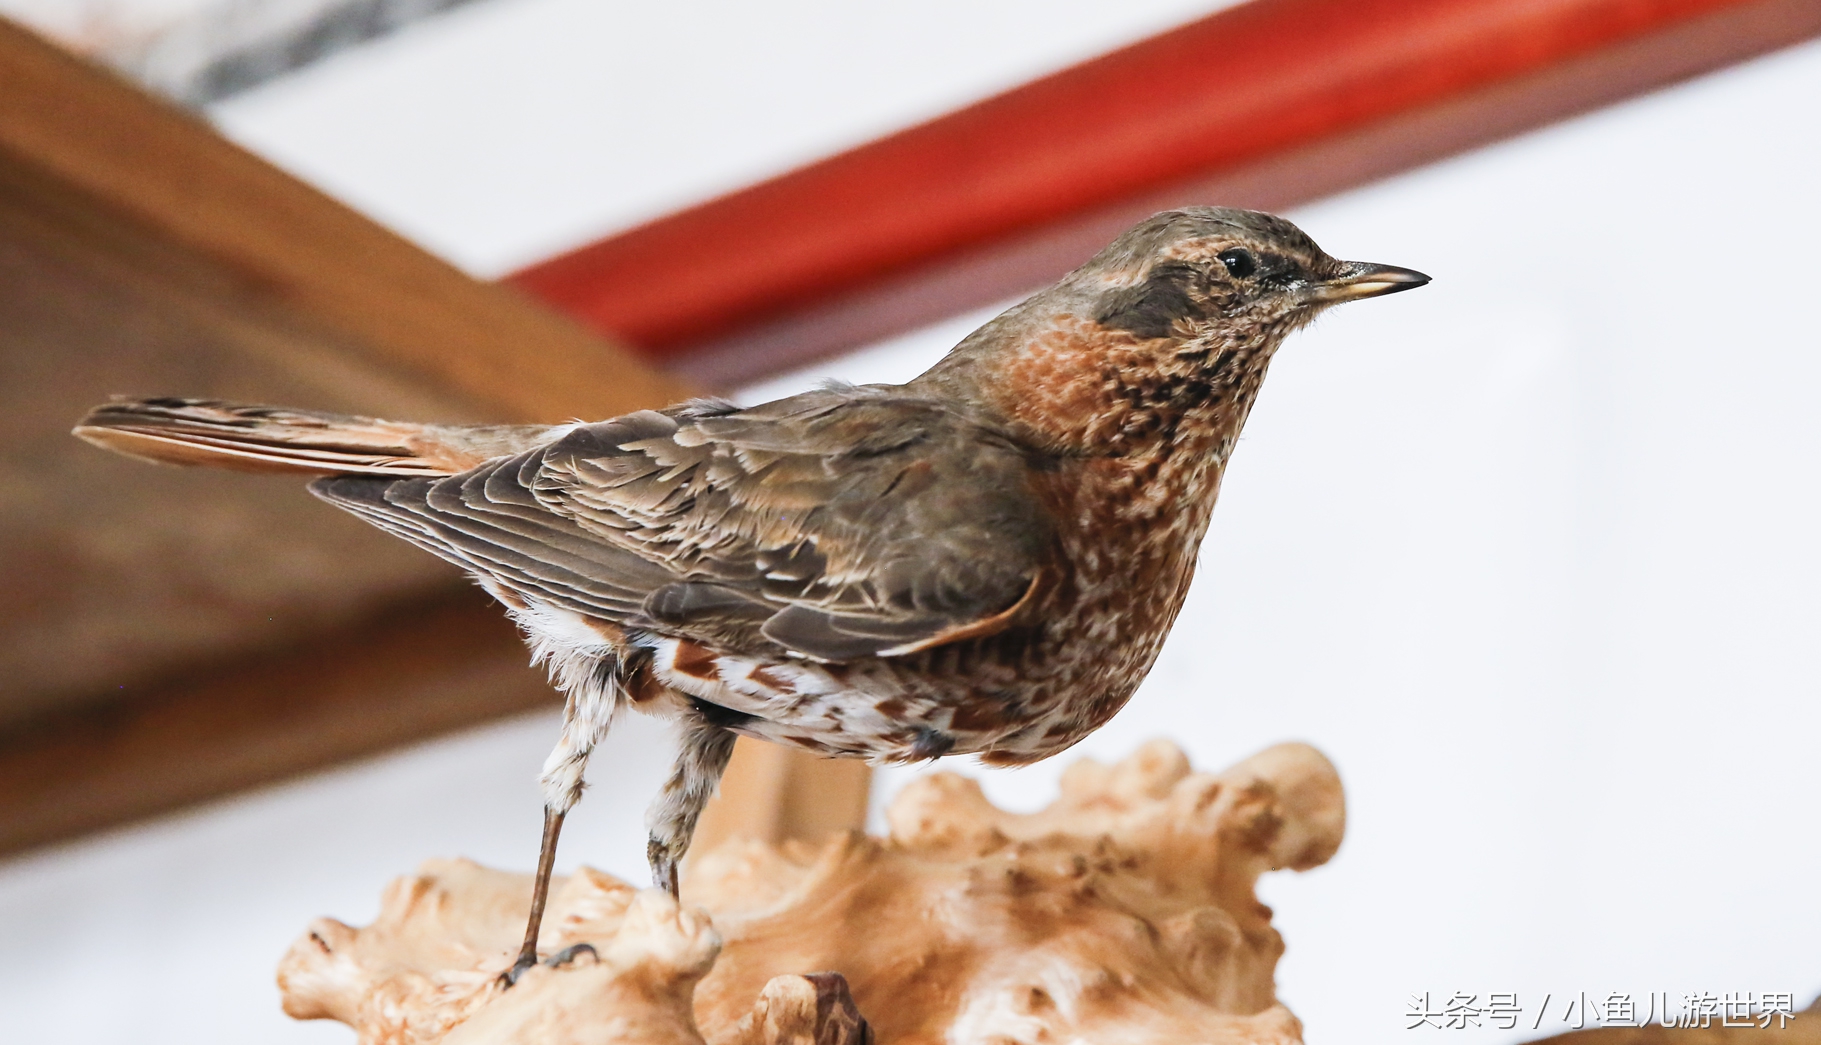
top-left (0, 20), bottom-right (843, 858)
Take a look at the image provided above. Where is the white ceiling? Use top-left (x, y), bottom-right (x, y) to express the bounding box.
top-left (200, 0), bottom-right (1238, 274)
top-left (0, 0), bottom-right (1242, 273)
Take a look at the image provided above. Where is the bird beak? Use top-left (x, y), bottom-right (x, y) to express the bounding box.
top-left (1304, 261), bottom-right (1431, 303)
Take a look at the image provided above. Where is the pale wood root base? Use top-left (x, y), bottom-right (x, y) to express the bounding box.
top-left (278, 739), bottom-right (1346, 1044)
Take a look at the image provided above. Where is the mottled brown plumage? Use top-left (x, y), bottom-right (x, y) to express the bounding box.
top-left (72, 206), bottom-right (1426, 983)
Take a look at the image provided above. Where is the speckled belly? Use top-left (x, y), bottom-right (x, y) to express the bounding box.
top-left (644, 611), bottom-right (1161, 766)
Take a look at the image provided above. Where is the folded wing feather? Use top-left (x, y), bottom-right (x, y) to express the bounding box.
top-left (312, 386), bottom-right (1051, 661)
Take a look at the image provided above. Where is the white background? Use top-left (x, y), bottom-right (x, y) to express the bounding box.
top-left (2, 2), bottom-right (1818, 1042)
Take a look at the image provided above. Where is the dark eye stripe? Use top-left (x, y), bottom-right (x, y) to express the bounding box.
top-left (1094, 261), bottom-right (1207, 339)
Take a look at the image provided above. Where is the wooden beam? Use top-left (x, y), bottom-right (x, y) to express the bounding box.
top-left (508, 0), bottom-right (1821, 385)
top-left (0, 574), bottom-right (865, 858)
top-left (0, 17), bottom-right (687, 423)
top-left (0, 131), bottom-right (478, 728)
top-left (0, 591), bottom-right (547, 856)
top-left (0, 577), bottom-right (859, 860)
top-left (0, 19), bottom-right (866, 859)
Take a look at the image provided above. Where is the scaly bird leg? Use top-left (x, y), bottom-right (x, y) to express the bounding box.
top-left (645, 705), bottom-right (738, 897)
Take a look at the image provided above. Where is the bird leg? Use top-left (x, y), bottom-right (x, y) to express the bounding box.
top-left (645, 706), bottom-right (739, 897)
top-left (502, 807), bottom-right (566, 985)
top-left (500, 681), bottom-right (618, 987)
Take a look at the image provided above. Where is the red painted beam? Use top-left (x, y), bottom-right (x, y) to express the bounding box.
top-left (509, 0), bottom-right (1819, 375)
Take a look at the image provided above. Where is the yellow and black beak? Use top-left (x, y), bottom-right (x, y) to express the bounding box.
top-left (1304, 261), bottom-right (1431, 304)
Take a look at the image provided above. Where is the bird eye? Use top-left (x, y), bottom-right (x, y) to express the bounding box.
top-left (1218, 249), bottom-right (1256, 279)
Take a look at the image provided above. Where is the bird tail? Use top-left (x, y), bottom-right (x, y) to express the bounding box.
top-left (72, 397), bottom-right (552, 477)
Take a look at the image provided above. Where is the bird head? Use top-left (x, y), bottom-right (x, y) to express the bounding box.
top-left (1082, 206), bottom-right (1429, 351)
top-left (914, 206), bottom-right (1428, 456)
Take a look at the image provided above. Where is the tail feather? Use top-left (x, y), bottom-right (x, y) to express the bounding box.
top-left (73, 397), bottom-right (559, 477)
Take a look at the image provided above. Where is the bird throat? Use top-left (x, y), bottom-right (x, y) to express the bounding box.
top-left (980, 314), bottom-right (1278, 467)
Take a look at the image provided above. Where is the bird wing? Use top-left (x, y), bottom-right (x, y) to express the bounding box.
top-left (311, 386), bottom-right (1053, 661)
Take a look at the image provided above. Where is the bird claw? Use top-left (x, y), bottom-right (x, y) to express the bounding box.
top-left (495, 943), bottom-right (599, 988)
top-left (497, 954), bottom-right (539, 989)
top-left (544, 943), bottom-right (597, 969)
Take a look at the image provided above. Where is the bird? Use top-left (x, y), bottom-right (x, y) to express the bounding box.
top-left (73, 206), bottom-right (1427, 983)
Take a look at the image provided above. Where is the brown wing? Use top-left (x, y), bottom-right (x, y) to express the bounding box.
top-left (311, 386), bottom-right (1053, 661)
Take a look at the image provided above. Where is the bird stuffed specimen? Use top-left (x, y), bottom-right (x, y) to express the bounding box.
top-left (74, 206), bottom-right (1426, 983)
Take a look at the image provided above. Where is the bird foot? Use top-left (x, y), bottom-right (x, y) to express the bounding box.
top-left (497, 954), bottom-right (538, 989)
top-left (495, 943), bottom-right (599, 989)
top-left (545, 942), bottom-right (598, 969)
